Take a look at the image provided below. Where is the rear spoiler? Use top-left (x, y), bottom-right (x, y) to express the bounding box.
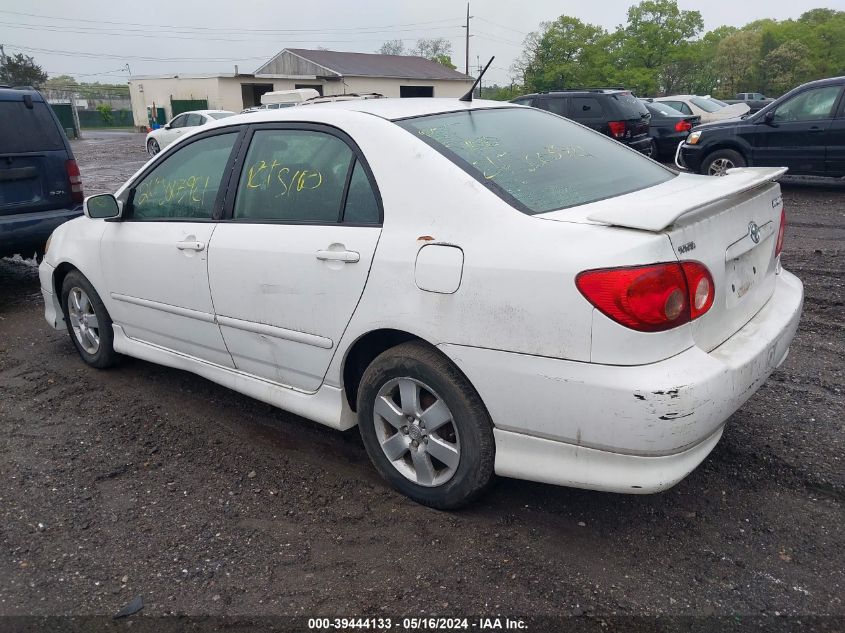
top-left (587, 167), bottom-right (788, 232)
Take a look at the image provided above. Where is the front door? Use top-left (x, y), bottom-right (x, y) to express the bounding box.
top-left (752, 84), bottom-right (842, 174)
top-left (102, 130), bottom-right (241, 367)
top-left (208, 125), bottom-right (382, 391)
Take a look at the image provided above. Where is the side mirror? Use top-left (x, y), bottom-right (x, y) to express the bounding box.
top-left (84, 194), bottom-right (122, 220)
top-left (763, 110), bottom-right (776, 124)
top-left (164, 123), bottom-right (171, 129)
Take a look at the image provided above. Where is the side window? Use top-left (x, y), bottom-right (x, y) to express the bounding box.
top-left (512, 98), bottom-right (533, 107)
top-left (343, 160), bottom-right (380, 224)
top-left (169, 114), bottom-right (187, 128)
top-left (131, 133), bottom-right (237, 221)
top-left (186, 113), bottom-right (204, 127)
top-left (233, 129), bottom-right (354, 223)
top-left (774, 86), bottom-right (841, 122)
top-left (666, 101), bottom-right (692, 115)
top-left (544, 97), bottom-right (568, 117)
top-left (572, 97), bottom-right (604, 117)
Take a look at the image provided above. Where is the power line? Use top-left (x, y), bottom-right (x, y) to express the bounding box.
top-left (0, 9), bottom-right (463, 34)
top-left (475, 17), bottom-right (529, 38)
top-left (0, 20), bottom-right (464, 43)
top-left (4, 44), bottom-right (272, 62)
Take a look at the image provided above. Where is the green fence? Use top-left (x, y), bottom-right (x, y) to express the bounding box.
top-left (50, 103), bottom-right (76, 137)
top-left (78, 109), bottom-right (134, 128)
top-left (171, 98), bottom-right (208, 116)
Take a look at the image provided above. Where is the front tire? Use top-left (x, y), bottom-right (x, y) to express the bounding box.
top-left (146, 138), bottom-right (160, 157)
top-left (357, 342), bottom-right (495, 510)
top-left (61, 270), bottom-right (120, 369)
top-left (701, 148), bottom-right (746, 176)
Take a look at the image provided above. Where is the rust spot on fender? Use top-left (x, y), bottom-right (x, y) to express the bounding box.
top-left (417, 235), bottom-right (435, 241)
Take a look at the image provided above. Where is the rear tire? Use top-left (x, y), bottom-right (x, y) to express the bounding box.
top-left (61, 270), bottom-right (120, 369)
top-left (701, 148), bottom-right (746, 176)
top-left (357, 341), bottom-right (495, 510)
top-left (648, 138), bottom-right (659, 160)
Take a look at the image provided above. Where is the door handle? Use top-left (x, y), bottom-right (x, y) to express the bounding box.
top-left (176, 240), bottom-right (205, 251)
top-left (316, 249), bottom-right (360, 263)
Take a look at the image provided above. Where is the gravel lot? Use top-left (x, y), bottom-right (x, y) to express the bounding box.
top-left (0, 132), bottom-right (842, 628)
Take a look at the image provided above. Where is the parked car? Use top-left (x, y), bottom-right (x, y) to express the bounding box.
top-left (145, 110), bottom-right (235, 156)
top-left (640, 100), bottom-right (700, 160)
top-left (510, 89), bottom-right (653, 155)
top-left (724, 92), bottom-right (775, 113)
top-left (653, 95), bottom-right (750, 123)
top-left (678, 76), bottom-right (845, 176)
top-left (0, 86), bottom-right (83, 260)
top-left (40, 99), bottom-right (802, 509)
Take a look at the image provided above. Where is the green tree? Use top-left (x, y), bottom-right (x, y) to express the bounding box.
top-left (616, 0), bottom-right (704, 95)
top-left (764, 41), bottom-right (814, 94)
top-left (514, 16), bottom-right (608, 92)
top-left (713, 30), bottom-right (762, 97)
top-left (0, 50), bottom-right (47, 87)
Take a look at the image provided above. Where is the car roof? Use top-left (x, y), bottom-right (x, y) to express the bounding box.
top-left (210, 98), bottom-right (514, 126)
top-left (0, 86), bottom-right (44, 101)
top-left (177, 109), bottom-right (235, 116)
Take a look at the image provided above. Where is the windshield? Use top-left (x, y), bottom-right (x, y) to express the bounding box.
top-left (396, 108), bottom-right (674, 215)
top-left (690, 97), bottom-right (723, 113)
top-left (208, 112), bottom-right (235, 119)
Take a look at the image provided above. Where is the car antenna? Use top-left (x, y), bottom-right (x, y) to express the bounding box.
top-left (459, 56), bottom-right (494, 103)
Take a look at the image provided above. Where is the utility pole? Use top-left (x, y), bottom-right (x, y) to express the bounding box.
top-left (0, 44), bottom-right (6, 66)
top-left (463, 2), bottom-right (472, 76)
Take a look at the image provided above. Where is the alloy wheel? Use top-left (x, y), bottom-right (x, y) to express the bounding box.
top-left (708, 157), bottom-right (734, 176)
top-left (147, 139), bottom-right (160, 157)
top-left (67, 287), bottom-right (100, 355)
top-left (373, 377), bottom-right (461, 487)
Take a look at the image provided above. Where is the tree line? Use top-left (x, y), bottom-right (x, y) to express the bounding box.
top-left (504, 1), bottom-right (844, 99)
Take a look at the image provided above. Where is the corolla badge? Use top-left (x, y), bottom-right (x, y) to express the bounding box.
top-left (749, 221), bottom-right (761, 244)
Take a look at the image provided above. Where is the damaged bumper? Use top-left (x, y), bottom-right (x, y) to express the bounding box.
top-left (440, 269), bottom-right (804, 493)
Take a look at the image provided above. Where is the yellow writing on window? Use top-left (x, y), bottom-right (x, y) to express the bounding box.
top-left (244, 160), bottom-right (323, 198)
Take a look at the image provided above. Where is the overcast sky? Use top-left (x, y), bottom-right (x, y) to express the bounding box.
top-left (1, 0), bottom-right (841, 86)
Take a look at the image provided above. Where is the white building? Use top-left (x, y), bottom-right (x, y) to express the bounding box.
top-left (128, 48), bottom-right (474, 128)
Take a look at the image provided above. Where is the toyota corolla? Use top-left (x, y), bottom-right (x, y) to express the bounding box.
top-left (39, 99), bottom-right (803, 509)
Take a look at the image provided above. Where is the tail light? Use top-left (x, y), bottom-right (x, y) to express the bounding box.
top-left (576, 261), bottom-right (715, 333)
top-left (66, 159), bottom-right (83, 204)
top-left (674, 120), bottom-right (692, 133)
top-left (775, 208), bottom-right (786, 257)
top-left (608, 121), bottom-right (626, 139)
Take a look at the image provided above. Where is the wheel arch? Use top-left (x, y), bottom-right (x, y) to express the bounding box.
top-left (701, 141), bottom-right (751, 163)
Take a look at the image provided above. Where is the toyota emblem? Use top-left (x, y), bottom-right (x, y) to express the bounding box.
top-left (749, 221), bottom-right (761, 244)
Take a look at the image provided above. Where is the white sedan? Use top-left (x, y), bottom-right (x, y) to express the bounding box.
top-left (40, 99), bottom-right (802, 509)
top-left (145, 110), bottom-right (235, 156)
top-left (654, 95), bottom-right (750, 123)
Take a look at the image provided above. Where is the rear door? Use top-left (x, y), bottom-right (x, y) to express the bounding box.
top-left (753, 84), bottom-right (841, 174)
top-left (568, 96), bottom-right (606, 133)
top-left (535, 96), bottom-right (569, 119)
top-left (207, 124), bottom-right (383, 392)
top-left (0, 93), bottom-right (73, 217)
top-left (826, 90), bottom-right (845, 176)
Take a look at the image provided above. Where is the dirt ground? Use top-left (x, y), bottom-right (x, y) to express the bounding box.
top-left (0, 132), bottom-right (842, 628)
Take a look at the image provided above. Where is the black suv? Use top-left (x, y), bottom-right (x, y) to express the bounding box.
top-left (0, 87), bottom-right (83, 259)
top-left (510, 89), bottom-right (652, 155)
top-left (678, 76), bottom-right (845, 177)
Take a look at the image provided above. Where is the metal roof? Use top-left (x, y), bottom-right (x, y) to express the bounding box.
top-left (280, 49), bottom-right (473, 82)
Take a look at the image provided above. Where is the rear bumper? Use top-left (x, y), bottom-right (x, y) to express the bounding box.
top-left (625, 135), bottom-right (652, 154)
top-left (0, 207), bottom-right (82, 258)
top-left (440, 269), bottom-right (803, 492)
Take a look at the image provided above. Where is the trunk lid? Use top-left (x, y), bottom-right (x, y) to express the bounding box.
top-left (540, 167), bottom-right (787, 351)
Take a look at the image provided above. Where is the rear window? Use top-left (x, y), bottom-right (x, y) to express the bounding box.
top-left (397, 107), bottom-right (674, 215)
top-left (690, 97), bottom-right (722, 113)
top-left (0, 101), bottom-right (65, 153)
top-left (609, 93), bottom-right (649, 119)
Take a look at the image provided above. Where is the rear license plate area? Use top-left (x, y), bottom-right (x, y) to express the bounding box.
top-left (724, 239), bottom-right (771, 309)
